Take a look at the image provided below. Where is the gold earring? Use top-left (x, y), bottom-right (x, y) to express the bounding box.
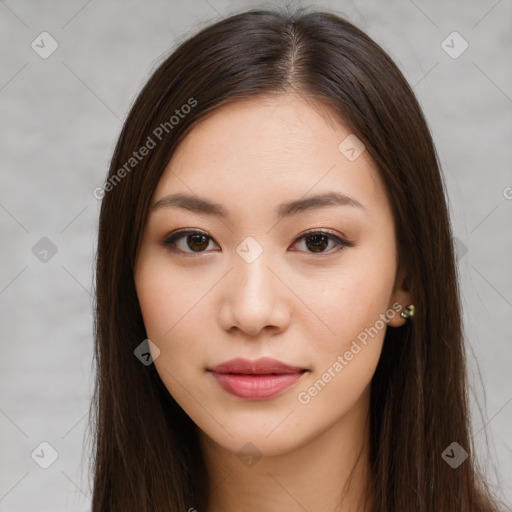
top-left (400, 304), bottom-right (415, 320)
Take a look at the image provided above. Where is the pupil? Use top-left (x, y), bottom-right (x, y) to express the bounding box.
top-left (188, 234), bottom-right (209, 251)
top-left (306, 234), bottom-right (328, 252)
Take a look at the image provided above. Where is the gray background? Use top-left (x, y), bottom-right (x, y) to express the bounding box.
top-left (1, 0), bottom-right (511, 510)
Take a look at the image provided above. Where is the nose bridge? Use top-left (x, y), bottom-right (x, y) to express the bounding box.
top-left (220, 236), bottom-right (287, 335)
top-left (233, 239), bottom-right (274, 307)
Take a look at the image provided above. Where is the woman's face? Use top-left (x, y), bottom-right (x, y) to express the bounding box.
top-left (134, 93), bottom-right (411, 457)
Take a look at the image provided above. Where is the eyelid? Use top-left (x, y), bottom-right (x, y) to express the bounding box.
top-left (160, 228), bottom-right (355, 256)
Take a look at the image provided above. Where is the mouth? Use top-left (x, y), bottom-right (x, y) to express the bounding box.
top-left (207, 357), bottom-right (309, 400)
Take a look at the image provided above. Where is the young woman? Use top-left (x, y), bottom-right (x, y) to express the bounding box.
top-left (90, 6), bottom-right (505, 511)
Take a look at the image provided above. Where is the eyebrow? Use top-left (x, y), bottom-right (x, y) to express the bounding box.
top-left (151, 191), bottom-right (365, 219)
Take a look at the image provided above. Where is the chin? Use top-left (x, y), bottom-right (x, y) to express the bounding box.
top-left (198, 419), bottom-right (312, 459)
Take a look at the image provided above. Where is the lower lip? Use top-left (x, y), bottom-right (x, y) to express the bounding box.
top-left (209, 371), bottom-right (307, 400)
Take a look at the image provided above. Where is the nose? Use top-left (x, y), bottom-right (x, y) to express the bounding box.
top-left (218, 251), bottom-right (290, 338)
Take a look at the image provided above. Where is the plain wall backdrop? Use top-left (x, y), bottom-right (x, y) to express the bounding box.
top-left (0, 0), bottom-right (511, 510)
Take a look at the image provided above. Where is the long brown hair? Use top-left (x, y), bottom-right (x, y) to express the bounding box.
top-left (89, 6), bottom-right (504, 510)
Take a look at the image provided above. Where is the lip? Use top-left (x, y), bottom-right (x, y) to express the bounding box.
top-left (207, 357), bottom-right (308, 400)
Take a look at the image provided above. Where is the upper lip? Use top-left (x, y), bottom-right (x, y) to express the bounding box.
top-left (208, 357), bottom-right (307, 375)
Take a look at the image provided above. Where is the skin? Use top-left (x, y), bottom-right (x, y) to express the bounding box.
top-left (134, 92), bottom-right (412, 512)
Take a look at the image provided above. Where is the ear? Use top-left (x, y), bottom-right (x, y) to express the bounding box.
top-left (387, 265), bottom-right (414, 328)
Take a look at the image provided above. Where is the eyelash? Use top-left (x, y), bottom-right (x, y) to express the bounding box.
top-left (160, 229), bottom-right (355, 257)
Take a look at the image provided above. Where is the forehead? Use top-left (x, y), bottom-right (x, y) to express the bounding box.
top-left (174, 93), bottom-right (356, 162)
top-left (153, 93), bottom-right (389, 220)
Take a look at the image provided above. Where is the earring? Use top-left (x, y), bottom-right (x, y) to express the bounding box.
top-left (400, 304), bottom-right (415, 320)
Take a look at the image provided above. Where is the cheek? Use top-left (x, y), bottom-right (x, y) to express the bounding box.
top-left (135, 255), bottom-right (207, 340)
top-left (296, 243), bottom-right (396, 395)
top-left (293, 269), bottom-right (391, 418)
top-left (135, 259), bottom-right (213, 385)
top-left (305, 255), bottom-right (395, 343)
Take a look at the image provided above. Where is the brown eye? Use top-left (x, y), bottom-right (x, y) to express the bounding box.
top-left (161, 229), bottom-right (354, 256)
top-left (161, 230), bottom-right (219, 254)
top-left (186, 233), bottom-right (210, 251)
top-left (292, 230), bottom-right (354, 254)
top-left (303, 233), bottom-right (330, 252)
